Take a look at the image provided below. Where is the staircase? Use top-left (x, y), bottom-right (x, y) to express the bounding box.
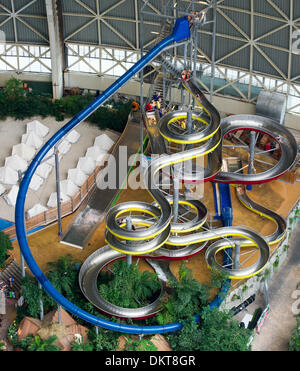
top-left (0, 259), bottom-right (23, 293)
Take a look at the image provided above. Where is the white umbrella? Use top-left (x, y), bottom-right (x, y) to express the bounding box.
top-left (36, 162), bottom-right (53, 179)
top-left (76, 156), bottom-right (96, 175)
top-left (85, 146), bottom-right (107, 164)
top-left (46, 153), bottom-right (63, 167)
top-left (4, 185), bottom-right (19, 206)
top-left (57, 140), bottom-right (71, 155)
top-left (27, 203), bottom-right (48, 218)
top-left (0, 184), bottom-right (6, 197)
top-left (67, 168), bottom-right (88, 187)
top-left (26, 120), bottom-right (49, 138)
top-left (0, 167), bottom-right (19, 185)
top-left (29, 174), bottom-right (44, 191)
top-left (94, 134), bottom-right (115, 151)
top-left (47, 192), bottom-right (70, 208)
top-left (65, 130), bottom-right (80, 144)
top-left (60, 179), bottom-right (79, 197)
top-left (22, 131), bottom-right (43, 150)
top-left (12, 143), bottom-right (36, 162)
top-left (5, 155), bottom-right (28, 173)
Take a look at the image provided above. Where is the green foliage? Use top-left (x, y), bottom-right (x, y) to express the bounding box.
top-left (70, 339), bottom-right (94, 351)
top-left (98, 260), bottom-right (161, 308)
top-left (18, 255), bottom-right (87, 320)
top-left (4, 77), bottom-right (24, 100)
top-left (209, 265), bottom-right (229, 289)
top-left (273, 256), bottom-right (280, 269)
top-left (167, 320), bottom-right (202, 351)
top-left (0, 231), bottom-right (13, 268)
top-left (0, 342), bottom-right (5, 351)
top-left (198, 307), bottom-right (252, 351)
top-left (88, 328), bottom-right (119, 351)
top-left (289, 317), bottom-right (300, 351)
top-left (0, 78), bottom-right (132, 132)
top-left (156, 262), bottom-right (209, 324)
top-left (7, 322), bottom-right (19, 345)
top-left (19, 276), bottom-right (43, 318)
top-left (124, 337), bottom-right (157, 351)
top-left (17, 334), bottom-right (61, 351)
top-left (167, 307), bottom-right (252, 351)
top-left (242, 284), bottom-right (248, 293)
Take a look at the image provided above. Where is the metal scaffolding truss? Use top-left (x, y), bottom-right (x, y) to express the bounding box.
top-left (0, 0), bottom-right (49, 44)
top-left (1, 1), bottom-right (300, 115)
top-left (0, 0), bottom-right (50, 73)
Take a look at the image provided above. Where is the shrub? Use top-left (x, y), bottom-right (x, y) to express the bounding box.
top-left (156, 262), bottom-right (210, 324)
top-left (87, 328), bottom-right (119, 351)
top-left (167, 307), bottom-right (252, 351)
top-left (98, 260), bottom-right (161, 308)
top-left (124, 337), bottom-right (158, 351)
top-left (289, 317), bottom-right (300, 351)
top-left (0, 231), bottom-right (13, 268)
top-left (0, 77), bottom-right (132, 132)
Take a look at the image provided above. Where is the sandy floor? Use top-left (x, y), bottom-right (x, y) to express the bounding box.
top-left (0, 116), bottom-right (120, 222)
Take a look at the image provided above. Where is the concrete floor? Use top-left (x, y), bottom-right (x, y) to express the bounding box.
top-left (251, 221), bottom-right (300, 351)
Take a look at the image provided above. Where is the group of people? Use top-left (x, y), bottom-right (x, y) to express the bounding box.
top-left (181, 69), bottom-right (192, 81)
top-left (187, 10), bottom-right (206, 27)
top-left (145, 92), bottom-right (163, 117)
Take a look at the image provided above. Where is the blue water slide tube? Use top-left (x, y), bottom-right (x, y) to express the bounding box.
top-left (210, 183), bottom-right (233, 308)
top-left (15, 18), bottom-right (202, 335)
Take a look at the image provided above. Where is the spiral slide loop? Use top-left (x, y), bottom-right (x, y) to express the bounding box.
top-left (14, 15), bottom-right (297, 332)
top-left (79, 74), bottom-right (298, 321)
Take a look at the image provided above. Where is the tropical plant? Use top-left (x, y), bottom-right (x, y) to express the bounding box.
top-left (70, 339), bottom-right (93, 351)
top-left (4, 77), bottom-right (24, 100)
top-left (45, 254), bottom-right (81, 305)
top-left (7, 322), bottom-right (19, 345)
top-left (88, 328), bottom-right (119, 351)
top-left (166, 320), bottom-right (202, 351)
top-left (18, 334), bottom-right (61, 351)
top-left (197, 307), bottom-right (252, 351)
top-left (167, 307), bottom-right (252, 351)
top-left (289, 317), bottom-right (300, 351)
top-left (0, 78), bottom-right (132, 132)
top-left (156, 262), bottom-right (210, 324)
top-left (0, 231), bottom-right (13, 268)
top-left (19, 276), bottom-right (43, 318)
top-left (98, 260), bottom-right (161, 308)
top-left (124, 337), bottom-right (158, 351)
top-left (0, 341), bottom-right (5, 351)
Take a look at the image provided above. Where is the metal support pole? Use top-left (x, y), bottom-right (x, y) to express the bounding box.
top-left (126, 216), bottom-right (132, 265)
top-left (20, 253), bottom-right (25, 278)
top-left (234, 242), bottom-right (240, 270)
top-left (54, 145), bottom-right (63, 236)
top-left (38, 282), bottom-right (44, 321)
top-left (247, 130), bottom-right (256, 191)
top-left (139, 9), bottom-right (144, 159)
top-left (210, 0), bottom-right (217, 103)
top-left (57, 304), bottom-right (62, 324)
top-left (173, 165), bottom-right (180, 223)
top-left (185, 110), bottom-right (193, 197)
top-left (264, 280), bottom-right (269, 306)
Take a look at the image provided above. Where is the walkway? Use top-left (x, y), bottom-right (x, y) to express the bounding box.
top-left (251, 220), bottom-right (300, 351)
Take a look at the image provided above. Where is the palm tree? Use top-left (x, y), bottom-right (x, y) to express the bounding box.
top-left (27, 335), bottom-right (61, 351)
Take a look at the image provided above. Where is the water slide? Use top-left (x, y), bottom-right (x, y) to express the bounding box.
top-left (79, 77), bottom-right (297, 322)
top-left (15, 16), bottom-right (297, 334)
top-left (61, 113), bottom-right (143, 249)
